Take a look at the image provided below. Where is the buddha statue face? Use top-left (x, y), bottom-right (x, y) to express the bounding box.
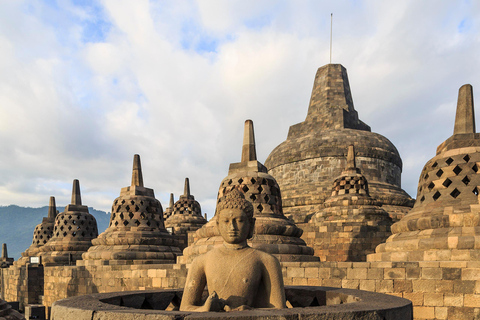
top-left (217, 208), bottom-right (252, 244)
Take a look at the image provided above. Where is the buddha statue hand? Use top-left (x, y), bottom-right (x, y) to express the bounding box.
top-left (204, 291), bottom-right (226, 312)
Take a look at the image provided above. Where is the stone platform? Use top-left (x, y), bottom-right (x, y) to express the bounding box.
top-left (50, 286), bottom-right (412, 320)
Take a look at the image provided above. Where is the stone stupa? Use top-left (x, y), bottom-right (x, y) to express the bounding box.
top-left (370, 84), bottom-right (480, 262)
top-left (39, 180), bottom-right (98, 266)
top-left (0, 243), bottom-right (14, 268)
top-left (182, 120), bottom-right (318, 263)
top-left (163, 193), bottom-right (175, 220)
top-left (165, 178), bottom-right (207, 249)
top-left (81, 154), bottom-right (181, 265)
top-left (0, 298), bottom-right (24, 319)
top-left (15, 197), bottom-right (57, 266)
top-left (311, 145), bottom-right (392, 262)
top-left (265, 64), bottom-right (414, 223)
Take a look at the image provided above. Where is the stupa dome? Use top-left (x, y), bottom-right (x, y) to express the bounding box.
top-left (265, 64), bottom-right (413, 223)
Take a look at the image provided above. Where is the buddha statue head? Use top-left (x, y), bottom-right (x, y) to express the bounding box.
top-left (216, 189), bottom-right (255, 244)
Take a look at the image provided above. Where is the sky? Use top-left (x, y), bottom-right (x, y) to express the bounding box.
top-left (0, 0), bottom-right (479, 219)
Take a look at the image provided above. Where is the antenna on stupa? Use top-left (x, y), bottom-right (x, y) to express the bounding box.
top-left (241, 120), bottom-right (257, 162)
top-left (131, 154), bottom-right (144, 187)
top-left (71, 179), bottom-right (82, 205)
top-left (48, 196), bottom-right (57, 219)
top-left (184, 178), bottom-right (190, 197)
top-left (329, 13), bottom-right (333, 64)
top-left (454, 84), bottom-right (475, 135)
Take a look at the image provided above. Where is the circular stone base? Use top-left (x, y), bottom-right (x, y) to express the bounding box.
top-left (51, 286), bottom-right (412, 320)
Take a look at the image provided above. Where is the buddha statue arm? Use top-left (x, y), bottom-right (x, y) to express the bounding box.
top-left (261, 254), bottom-right (286, 309)
top-left (180, 256), bottom-right (225, 312)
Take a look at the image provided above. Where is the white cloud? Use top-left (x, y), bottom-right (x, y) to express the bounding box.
top-left (0, 0), bottom-right (479, 226)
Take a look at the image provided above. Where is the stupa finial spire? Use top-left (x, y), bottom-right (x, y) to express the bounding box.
top-left (1, 243), bottom-right (7, 259)
top-left (454, 84), bottom-right (475, 135)
top-left (184, 178), bottom-right (190, 197)
top-left (131, 154), bottom-right (144, 187)
top-left (169, 193), bottom-right (174, 208)
top-left (48, 196), bottom-right (57, 219)
top-left (71, 179), bottom-right (82, 205)
top-left (346, 144), bottom-right (356, 170)
top-left (241, 120), bottom-right (257, 162)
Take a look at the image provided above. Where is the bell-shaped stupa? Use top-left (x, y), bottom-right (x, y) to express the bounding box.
top-left (40, 180), bottom-right (98, 266)
top-left (182, 120), bottom-right (318, 263)
top-left (81, 154), bottom-right (181, 265)
top-left (370, 84), bottom-right (480, 262)
top-left (265, 64), bottom-right (414, 223)
top-left (0, 243), bottom-right (14, 268)
top-left (311, 145), bottom-right (392, 262)
top-left (15, 197), bottom-right (58, 266)
top-left (165, 178), bottom-right (207, 249)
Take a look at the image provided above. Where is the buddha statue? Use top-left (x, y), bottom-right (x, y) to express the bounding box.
top-left (180, 189), bottom-right (286, 312)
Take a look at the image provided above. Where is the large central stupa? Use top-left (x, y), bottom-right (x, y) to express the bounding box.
top-left (265, 64), bottom-right (414, 223)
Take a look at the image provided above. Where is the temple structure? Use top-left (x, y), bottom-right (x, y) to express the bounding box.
top-left (307, 145), bottom-right (392, 262)
top-left (0, 244), bottom-right (13, 268)
top-left (39, 180), bottom-right (98, 266)
top-left (265, 64), bottom-right (414, 223)
top-left (15, 197), bottom-right (57, 266)
top-left (370, 84), bottom-right (480, 262)
top-left (81, 155), bottom-right (181, 265)
top-left (164, 178), bottom-right (207, 249)
top-left (182, 120), bottom-right (318, 263)
top-left (0, 298), bottom-right (24, 319)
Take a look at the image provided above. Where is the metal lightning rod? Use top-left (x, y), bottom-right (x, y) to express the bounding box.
top-left (330, 13), bottom-right (333, 64)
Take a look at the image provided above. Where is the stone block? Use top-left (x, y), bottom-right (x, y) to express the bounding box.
top-left (462, 268), bottom-right (480, 280)
top-left (412, 280), bottom-right (436, 292)
top-left (413, 306), bottom-right (435, 319)
top-left (375, 280), bottom-right (393, 293)
top-left (347, 268), bottom-right (367, 280)
top-left (424, 292), bottom-right (444, 307)
top-left (454, 280), bottom-right (476, 294)
top-left (359, 280), bottom-right (375, 292)
top-left (435, 306), bottom-right (448, 319)
top-left (384, 268), bottom-right (405, 279)
top-left (422, 267), bottom-right (442, 280)
top-left (464, 294), bottom-right (480, 307)
top-left (394, 280), bottom-right (412, 293)
top-left (444, 293), bottom-right (464, 307)
top-left (287, 267), bottom-right (305, 278)
top-left (367, 268), bottom-right (383, 280)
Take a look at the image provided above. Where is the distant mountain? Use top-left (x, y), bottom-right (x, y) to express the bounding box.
top-left (0, 205), bottom-right (110, 260)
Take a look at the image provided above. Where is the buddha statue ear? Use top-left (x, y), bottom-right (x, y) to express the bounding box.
top-left (247, 217), bottom-right (256, 239)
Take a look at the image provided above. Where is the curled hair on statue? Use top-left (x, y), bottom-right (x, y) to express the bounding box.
top-left (216, 188), bottom-right (255, 239)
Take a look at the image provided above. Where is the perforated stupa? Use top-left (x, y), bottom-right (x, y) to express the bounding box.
top-left (40, 180), bottom-right (98, 266)
top-left (182, 120), bottom-right (318, 263)
top-left (81, 154), bottom-right (181, 265)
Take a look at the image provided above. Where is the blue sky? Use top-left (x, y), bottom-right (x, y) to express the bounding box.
top-left (0, 0), bottom-right (479, 220)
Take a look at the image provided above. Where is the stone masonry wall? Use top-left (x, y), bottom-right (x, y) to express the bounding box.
top-left (33, 260), bottom-right (480, 320)
top-left (42, 264), bottom-right (188, 308)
